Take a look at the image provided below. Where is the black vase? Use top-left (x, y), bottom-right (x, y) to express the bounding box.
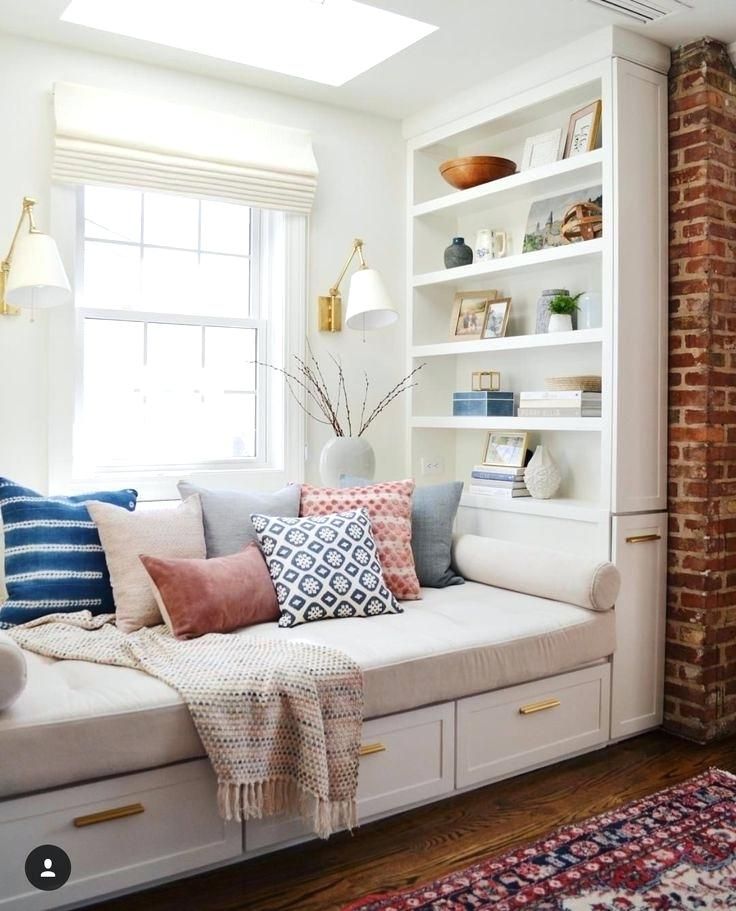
top-left (444, 236), bottom-right (473, 269)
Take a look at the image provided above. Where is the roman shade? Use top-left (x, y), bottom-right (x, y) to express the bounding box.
top-left (52, 82), bottom-right (318, 213)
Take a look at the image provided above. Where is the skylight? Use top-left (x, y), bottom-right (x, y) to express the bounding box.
top-left (61, 0), bottom-right (438, 87)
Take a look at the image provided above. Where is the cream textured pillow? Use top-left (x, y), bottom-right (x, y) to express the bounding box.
top-left (89, 496), bottom-right (206, 633)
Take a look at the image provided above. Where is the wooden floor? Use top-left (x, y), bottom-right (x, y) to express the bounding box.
top-left (90, 730), bottom-right (736, 911)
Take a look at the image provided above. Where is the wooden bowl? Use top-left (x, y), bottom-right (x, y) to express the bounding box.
top-left (439, 155), bottom-right (517, 190)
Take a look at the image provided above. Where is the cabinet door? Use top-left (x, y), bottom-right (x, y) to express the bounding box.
top-left (610, 512), bottom-right (667, 739)
top-left (611, 59), bottom-right (668, 513)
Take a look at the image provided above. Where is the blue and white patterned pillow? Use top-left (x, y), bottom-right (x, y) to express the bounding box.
top-left (251, 508), bottom-right (402, 627)
top-left (0, 478), bottom-right (137, 628)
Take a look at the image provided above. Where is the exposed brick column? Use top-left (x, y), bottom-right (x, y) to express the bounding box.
top-left (667, 38), bottom-right (736, 742)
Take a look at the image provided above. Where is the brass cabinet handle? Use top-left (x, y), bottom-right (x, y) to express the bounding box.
top-left (519, 698), bottom-right (561, 716)
top-left (73, 803), bottom-right (145, 828)
top-left (359, 742), bottom-right (387, 757)
top-left (625, 533), bottom-right (662, 544)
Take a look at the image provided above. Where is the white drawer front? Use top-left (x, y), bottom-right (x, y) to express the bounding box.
top-left (456, 664), bottom-right (611, 789)
top-left (246, 702), bottom-right (455, 852)
top-left (0, 760), bottom-right (241, 911)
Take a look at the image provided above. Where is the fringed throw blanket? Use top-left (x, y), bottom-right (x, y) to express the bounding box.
top-left (9, 612), bottom-right (364, 838)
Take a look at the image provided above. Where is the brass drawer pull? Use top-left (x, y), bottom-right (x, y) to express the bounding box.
top-left (73, 803), bottom-right (145, 828)
top-left (519, 698), bottom-right (561, 716)
top-left (359, 742), bottom-right (387, 757)
top-left (625, 533), bottom-right (662, 544)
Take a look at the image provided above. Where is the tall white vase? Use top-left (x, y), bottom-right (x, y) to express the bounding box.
top-left (319, 436), bottom-right (375, 487)
top-left (524, 445), bottom-right (562, 499)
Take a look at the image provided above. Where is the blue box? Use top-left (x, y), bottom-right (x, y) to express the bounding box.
top-left (452, 391), bottom-right (515, 417)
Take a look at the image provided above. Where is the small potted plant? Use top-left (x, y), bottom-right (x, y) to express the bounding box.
top-left (547, 292), bottom-right (582, 333)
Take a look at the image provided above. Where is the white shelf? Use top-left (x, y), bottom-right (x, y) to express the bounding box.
top-left (411, 328), bottom-right (602, 358)
top-left (413, 150), bottom-right (603, 219)
top-left (413, 238), bottom-right (603, 288)
top-left (459, 492), bottom-right (607, 524)
top-left (412, 416), bottom-right (602, 432)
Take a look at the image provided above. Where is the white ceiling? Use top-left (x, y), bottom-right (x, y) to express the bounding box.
top-left (0, 0), bottom-right (735, 119)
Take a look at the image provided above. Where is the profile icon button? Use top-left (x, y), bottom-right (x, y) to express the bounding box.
top-left (25, 845), bottom-right (71, 891)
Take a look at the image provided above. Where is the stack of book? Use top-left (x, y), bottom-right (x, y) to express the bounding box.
top-left (469, 465), bottom-right (530, 498)
top-left (517, 390), bottom-right (602, 418)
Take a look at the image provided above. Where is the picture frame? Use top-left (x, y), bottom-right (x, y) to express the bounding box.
top-left (520, 129), bottom-right (562, 170)
top-left (450, 290), bottom-right (499, 340)
top-left (563, 101), bottom-right (602, 158)
top-left (482, 430), bottom-right (529, 468)
top-left (481, 297), bottom-right (511, 340)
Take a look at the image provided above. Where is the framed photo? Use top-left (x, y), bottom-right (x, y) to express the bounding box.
top-left (563, 101), bottom-right (602, 158)
top-left (481, 297), bottom-right (511, 339)
top-left (450, 290), bottom-right (498, 340)
top-left (521, 129), bottom-right (562, 170)
top-left (523, 184), bottom-right (602, 252)
top-left (482, 430), bottom-right (528, 468)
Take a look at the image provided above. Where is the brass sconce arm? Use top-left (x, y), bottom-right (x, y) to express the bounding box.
top-left (319, 238), bottom-right (366, 333)
top-left (1, 197), bottom-right (38, 317)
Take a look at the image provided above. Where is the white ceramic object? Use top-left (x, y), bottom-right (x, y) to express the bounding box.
top-left (578, 291), bottom-right (602, 330)
top-left (524, 445), bottom-right (562, 499)
top-left (474, 228), bottom-right (509, 260)
top-left (547, 313), bottom-right (573, 333)
top-left (319, 436), bottom-right (375, 487)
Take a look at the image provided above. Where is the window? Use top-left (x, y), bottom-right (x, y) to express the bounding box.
top-left (72, 185), bottom-right (296, 487)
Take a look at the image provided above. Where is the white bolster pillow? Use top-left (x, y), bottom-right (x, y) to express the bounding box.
top-left (452, 534), bottom-right (620, 612)
top-left (0, 632), bottom-right (27, 710)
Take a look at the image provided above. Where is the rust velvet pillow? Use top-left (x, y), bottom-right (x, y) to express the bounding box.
top-left (299, 480), bottom-right (420, 600)
top-left (139, 543), bottom-right (279, 640)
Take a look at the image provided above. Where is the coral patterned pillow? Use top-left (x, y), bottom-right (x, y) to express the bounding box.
top-left (300, 480), bottom-right (420, 600)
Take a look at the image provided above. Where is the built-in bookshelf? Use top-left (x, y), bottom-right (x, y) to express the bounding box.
top-left (405, 43), bottom-right (669, 738)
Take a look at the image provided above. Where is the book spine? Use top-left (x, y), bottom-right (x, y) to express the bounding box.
top-left (518, 399), bottom-right (601, 409)
top-left (469, 479), bottom-right (527, 489)
top-left (471, 471), bottom-right (526, 481)
top-left (519, 390), bottom-right (585, 400)
top-left (468, 485), bottom-right (531, 498)
top-left (517, 407), bottom-right (600, 417)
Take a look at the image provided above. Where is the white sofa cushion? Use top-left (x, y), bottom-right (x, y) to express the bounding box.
top-left (0, 582), bottom-right (615, 798)
top-left (0, 632), bottom-right (27, 710)
top-left (453, 534), bottom-right (620, 612)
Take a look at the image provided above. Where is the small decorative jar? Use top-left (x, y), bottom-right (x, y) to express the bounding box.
top-left (444, 237), bottom-right (473, 269)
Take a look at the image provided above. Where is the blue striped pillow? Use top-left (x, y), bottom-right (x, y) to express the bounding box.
top-left (0, 478), bottom-right (137, 627)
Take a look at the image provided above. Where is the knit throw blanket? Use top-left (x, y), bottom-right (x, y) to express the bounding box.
top-left (9, 612), bottom-right (364, 839)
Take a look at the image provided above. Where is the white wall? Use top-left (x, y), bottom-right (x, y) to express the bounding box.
top-left (0, 32), bottom-right (406, 493)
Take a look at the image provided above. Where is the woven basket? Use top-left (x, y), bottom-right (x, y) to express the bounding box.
top-left (545, 375), bottom-right (602, 393)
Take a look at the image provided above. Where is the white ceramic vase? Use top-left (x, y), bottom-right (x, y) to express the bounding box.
top-left (547, 313), bottom-right (573, 333)
top-left (578, 291), bottom-right (602, 330)
top-left (319, 436), bottom-right (375, 487)
top-left (524, 445), bottom-right (562, 499)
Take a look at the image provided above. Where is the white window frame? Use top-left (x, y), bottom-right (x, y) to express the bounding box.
top-left (47, 184), bottom-right (307, 500)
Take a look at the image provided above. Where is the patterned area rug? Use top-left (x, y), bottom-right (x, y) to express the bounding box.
top-left (343, 768), bottom-right (736, 910)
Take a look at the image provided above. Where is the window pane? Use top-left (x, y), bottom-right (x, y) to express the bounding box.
top-left (83, 241), bottom-right (141, 310)
top-left (204, 326), bottom-right (256, 390)
top-left (141, 247), bottom-right (199, 314)
top-left (82, 319), bottom-right (145, 468)
top-left (201, 200), bottom-right (250, 255)
top-left (143, 192), bottom-right (198, 249)
top-left (203, 392), bottom-right (256, 459)
top-left (199, 253), bottom-right (250, 318)
top-left (84, 186), bottom-right (141, 243)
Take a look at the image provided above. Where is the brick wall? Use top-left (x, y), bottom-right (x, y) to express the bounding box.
top-left (666, 38), bottom-right (736, 742)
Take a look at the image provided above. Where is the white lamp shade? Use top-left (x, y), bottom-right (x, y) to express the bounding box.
top-left (6, 231), bottom-right (71, 309)
top-left (345, 267), bottom-right (397, 331)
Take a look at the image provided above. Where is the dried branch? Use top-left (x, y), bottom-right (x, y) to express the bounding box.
top-left (252, 348), bottom-right (424, 442)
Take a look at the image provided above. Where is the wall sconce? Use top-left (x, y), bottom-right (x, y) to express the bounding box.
top-left (318, 238), bottom-right (397, 333)
top-left (1, 197), bottom-right (70, 317)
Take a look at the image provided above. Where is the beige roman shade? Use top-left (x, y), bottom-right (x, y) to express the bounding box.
top-left (52, 82), bottom-right (318, 213)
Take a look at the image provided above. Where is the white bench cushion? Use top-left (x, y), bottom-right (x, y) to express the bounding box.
top-left (0, 582), bottom-right (614, 797)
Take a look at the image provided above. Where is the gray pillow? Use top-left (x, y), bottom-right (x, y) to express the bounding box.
top-left (340, 478), bottom-right (464, 588)
top-left (177, 481), bottom-right (301, 558)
